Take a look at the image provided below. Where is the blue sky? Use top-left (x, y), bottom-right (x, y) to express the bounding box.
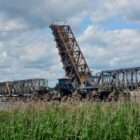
top-left (0, 0), bottom-right (140, 87)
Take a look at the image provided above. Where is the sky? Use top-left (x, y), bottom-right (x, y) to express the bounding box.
top-left (0, 0), bottom-right (140, 87)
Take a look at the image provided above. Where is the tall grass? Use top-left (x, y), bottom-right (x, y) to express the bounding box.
top-left (0, 102), bottom-right (139, 140)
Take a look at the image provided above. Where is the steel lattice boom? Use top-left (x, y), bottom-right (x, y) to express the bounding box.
top-left (50, 24), bottom-right (92, 86)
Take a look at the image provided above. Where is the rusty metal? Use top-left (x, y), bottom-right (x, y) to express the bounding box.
top-left (0, 79), bottom-right (48, 96)
top-left (50, 24), bottom-right (92, 87)
top-left (50, 24), bottom-right (140, 94)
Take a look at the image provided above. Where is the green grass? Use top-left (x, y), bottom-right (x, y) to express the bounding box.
top-left (0, 102), bottom-right (140, 140)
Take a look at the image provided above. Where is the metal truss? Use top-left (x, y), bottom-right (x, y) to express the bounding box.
top-left (50, 24), bottom-right (92, 86)
top-left (0, 79), bottom-right (48, 96)
top-left (98, 67), bottom-right (140, 91)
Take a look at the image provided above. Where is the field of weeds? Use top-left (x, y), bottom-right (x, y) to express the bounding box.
top-left (0, 102), bottom-right (140, 140)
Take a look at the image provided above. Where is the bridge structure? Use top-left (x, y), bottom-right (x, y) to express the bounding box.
top-left (97, 67), bottom-right (140, 91)
top-left (50, 24), bottom-right (92, 88)
top-left (0, 79), bottom-right (48, 96)
top-left (50, 24), bottom-right (140, 93)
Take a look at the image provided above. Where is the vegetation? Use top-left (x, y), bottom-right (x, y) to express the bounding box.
top-left (0, 102), bottom-right (139, 140)
top-left (48, 83), bottom-right (60, 92)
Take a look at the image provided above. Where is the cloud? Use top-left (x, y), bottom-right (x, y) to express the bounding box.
top-left (0, 0), bottom-right (92, 86)
top-left (0, 12), bottom-right (27, 32)
top-left (78, 25), bottom-right (140, 73)
top-left (0, 28), bottom-right (64, 85)
top-left (0, 0), bottom-right (139, 87)
top-left (0, 0), bottom-right (91, 29)
top-left (90, 0), bottom-right (140, 23)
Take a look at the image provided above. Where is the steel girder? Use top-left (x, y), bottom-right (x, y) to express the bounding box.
top-left (50, 24), bottom-right (92, 86)
top-left (0, 79), bottom-right (48, 95)
top-left (99, 67), bottom-right (140, 91)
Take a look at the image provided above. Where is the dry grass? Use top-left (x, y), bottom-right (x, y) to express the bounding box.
top-left (0, 100), bottom-right (140, 140)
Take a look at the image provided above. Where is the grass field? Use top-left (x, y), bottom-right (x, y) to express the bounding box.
top-left (0, 102), bottom-right (140, 140)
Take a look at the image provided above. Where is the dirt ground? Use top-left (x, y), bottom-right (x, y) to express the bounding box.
top-left (0, 91), bottom-right (139, 110)
top-left (130, 91), bottom-right (140, 102)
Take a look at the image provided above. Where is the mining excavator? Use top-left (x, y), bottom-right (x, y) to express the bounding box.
top-left (50, 24), bottom-right (140, 101)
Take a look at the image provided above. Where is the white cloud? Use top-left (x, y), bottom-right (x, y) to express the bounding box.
top-left (0, 42), bottom-right (5, 48)
top-left (0, 28), bottom-right (64, 86)
top-left (78, 25), bottom-right (140, 73)
top-left (90, 0), bottom-right (140, 23)
top-left (0, 0), bottom-right (91, 29)
top-left (0, 0), bottom-right (139, 87)
top-left (0, 13), bottom-right (27, 32)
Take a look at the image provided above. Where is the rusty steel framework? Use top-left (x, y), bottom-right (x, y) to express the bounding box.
top-left (0, 79), bottom-right (48, 96)
top-left (50, 24), bottom-right (92, 87)
top-left (98, 67), bottom-right (140, 91)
